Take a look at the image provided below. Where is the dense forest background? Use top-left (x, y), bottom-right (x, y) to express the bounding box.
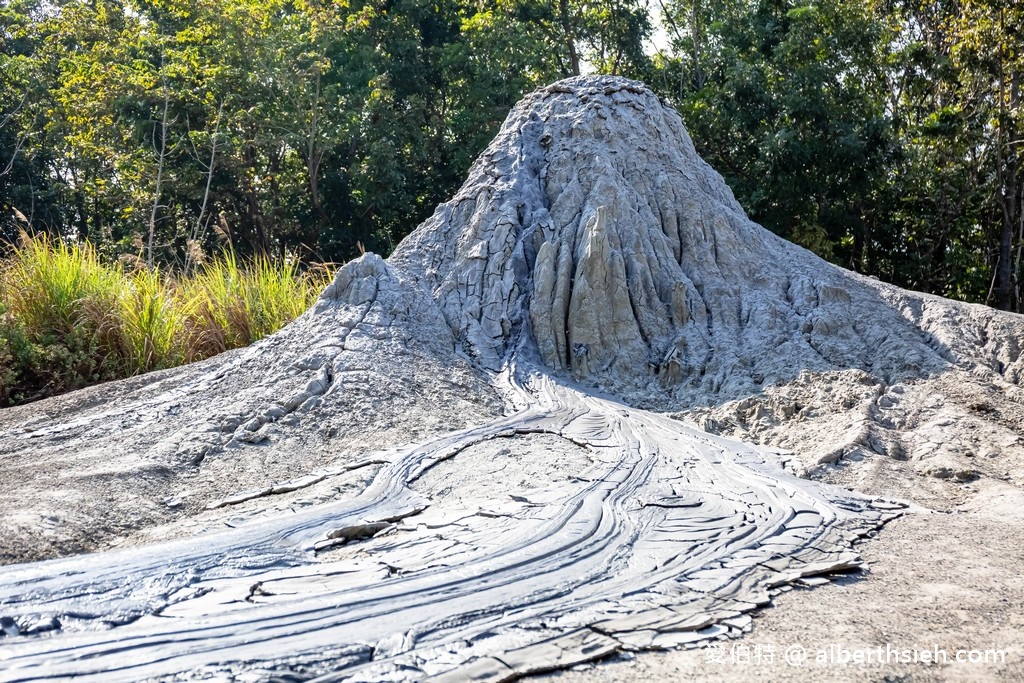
top-left (1, 0), bottom-right (1022, 309)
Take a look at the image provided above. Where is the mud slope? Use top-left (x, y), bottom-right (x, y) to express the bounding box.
top-left (1, 76), bottom-right (1023, 682)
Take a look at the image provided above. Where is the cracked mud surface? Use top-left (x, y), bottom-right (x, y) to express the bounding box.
top-left (2, 76), bottom-right (1023, 681)
top-left (0, 369), bottom-right (896, 681)
top-left (541, 513), bottom-right (1024, 683)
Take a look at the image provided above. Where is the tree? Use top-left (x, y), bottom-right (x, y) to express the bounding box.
top-left (654, 0), bottom-right (894, 263)
top-left (946, 0), bottom-right (1023, 309)
top-left (0, 0), bottom-right (66, 246)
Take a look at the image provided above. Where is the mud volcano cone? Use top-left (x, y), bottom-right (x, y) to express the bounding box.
top-left (1, 76), bottom-right (1023, 682)
top-left (392, 77), bottom-right (1024, 401)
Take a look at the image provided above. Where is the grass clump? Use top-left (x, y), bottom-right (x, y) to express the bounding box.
top-left (3, 234), bottom-right (121, 338)
top-left (117, 267), bottom-right (190, 374)
top-left (0, 232), bottom-right (332, 406)
top-left (182, 251), bottom-right (330, 356)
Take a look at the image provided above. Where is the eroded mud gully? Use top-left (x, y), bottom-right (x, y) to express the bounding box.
top-left (0, 366), bottom-right (899, 682)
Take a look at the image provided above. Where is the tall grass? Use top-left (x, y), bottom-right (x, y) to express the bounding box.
top-left (0, 233), bottom-right (332, 405)
top-left (3, 234), bottom-right (121, 338)
top-left (180, 251), bottom-right (332, 358)
top-left (117, 267), bottom-right (189, 374)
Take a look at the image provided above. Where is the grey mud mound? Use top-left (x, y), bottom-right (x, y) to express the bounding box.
top-left (391, 78), bottom-right (1024, 402)
top-left (1, 76), bottom-right (1023, 682)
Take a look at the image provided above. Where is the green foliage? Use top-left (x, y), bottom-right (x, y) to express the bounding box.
top-left (0, 301), bottom-right (39, 405)
top-left (651, 0), bottom-right (1023, 308)
top-left (2, 0), bottom-right (652, 266)
top-left (0, 233), bottom-right (329, 405)
top-left (2, 0), bottom-right (1023, 366)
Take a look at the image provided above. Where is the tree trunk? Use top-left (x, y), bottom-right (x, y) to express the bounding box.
top-left (994, 12), bottom-right (1019, 311)
top-left (691, 0), bottom-right (704, 88)
top-left (558, 0), bottom-right (581, 76)
top-left (148, 48), bottom-right (171, 269)
top-left (186, 99), bottom-right (223, 274)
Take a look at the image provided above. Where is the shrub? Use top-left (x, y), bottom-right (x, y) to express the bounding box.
top-left (0, 302), bottom-right (39, 405)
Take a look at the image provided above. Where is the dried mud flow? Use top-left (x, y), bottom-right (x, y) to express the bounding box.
top-left (2, 76), bottom-right (1023, 682)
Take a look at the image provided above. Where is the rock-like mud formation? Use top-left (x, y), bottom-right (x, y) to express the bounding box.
top-left (392, 79), bottom-right (1024, 402)
top-left (1, 76), bottom-right (1023, 682)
